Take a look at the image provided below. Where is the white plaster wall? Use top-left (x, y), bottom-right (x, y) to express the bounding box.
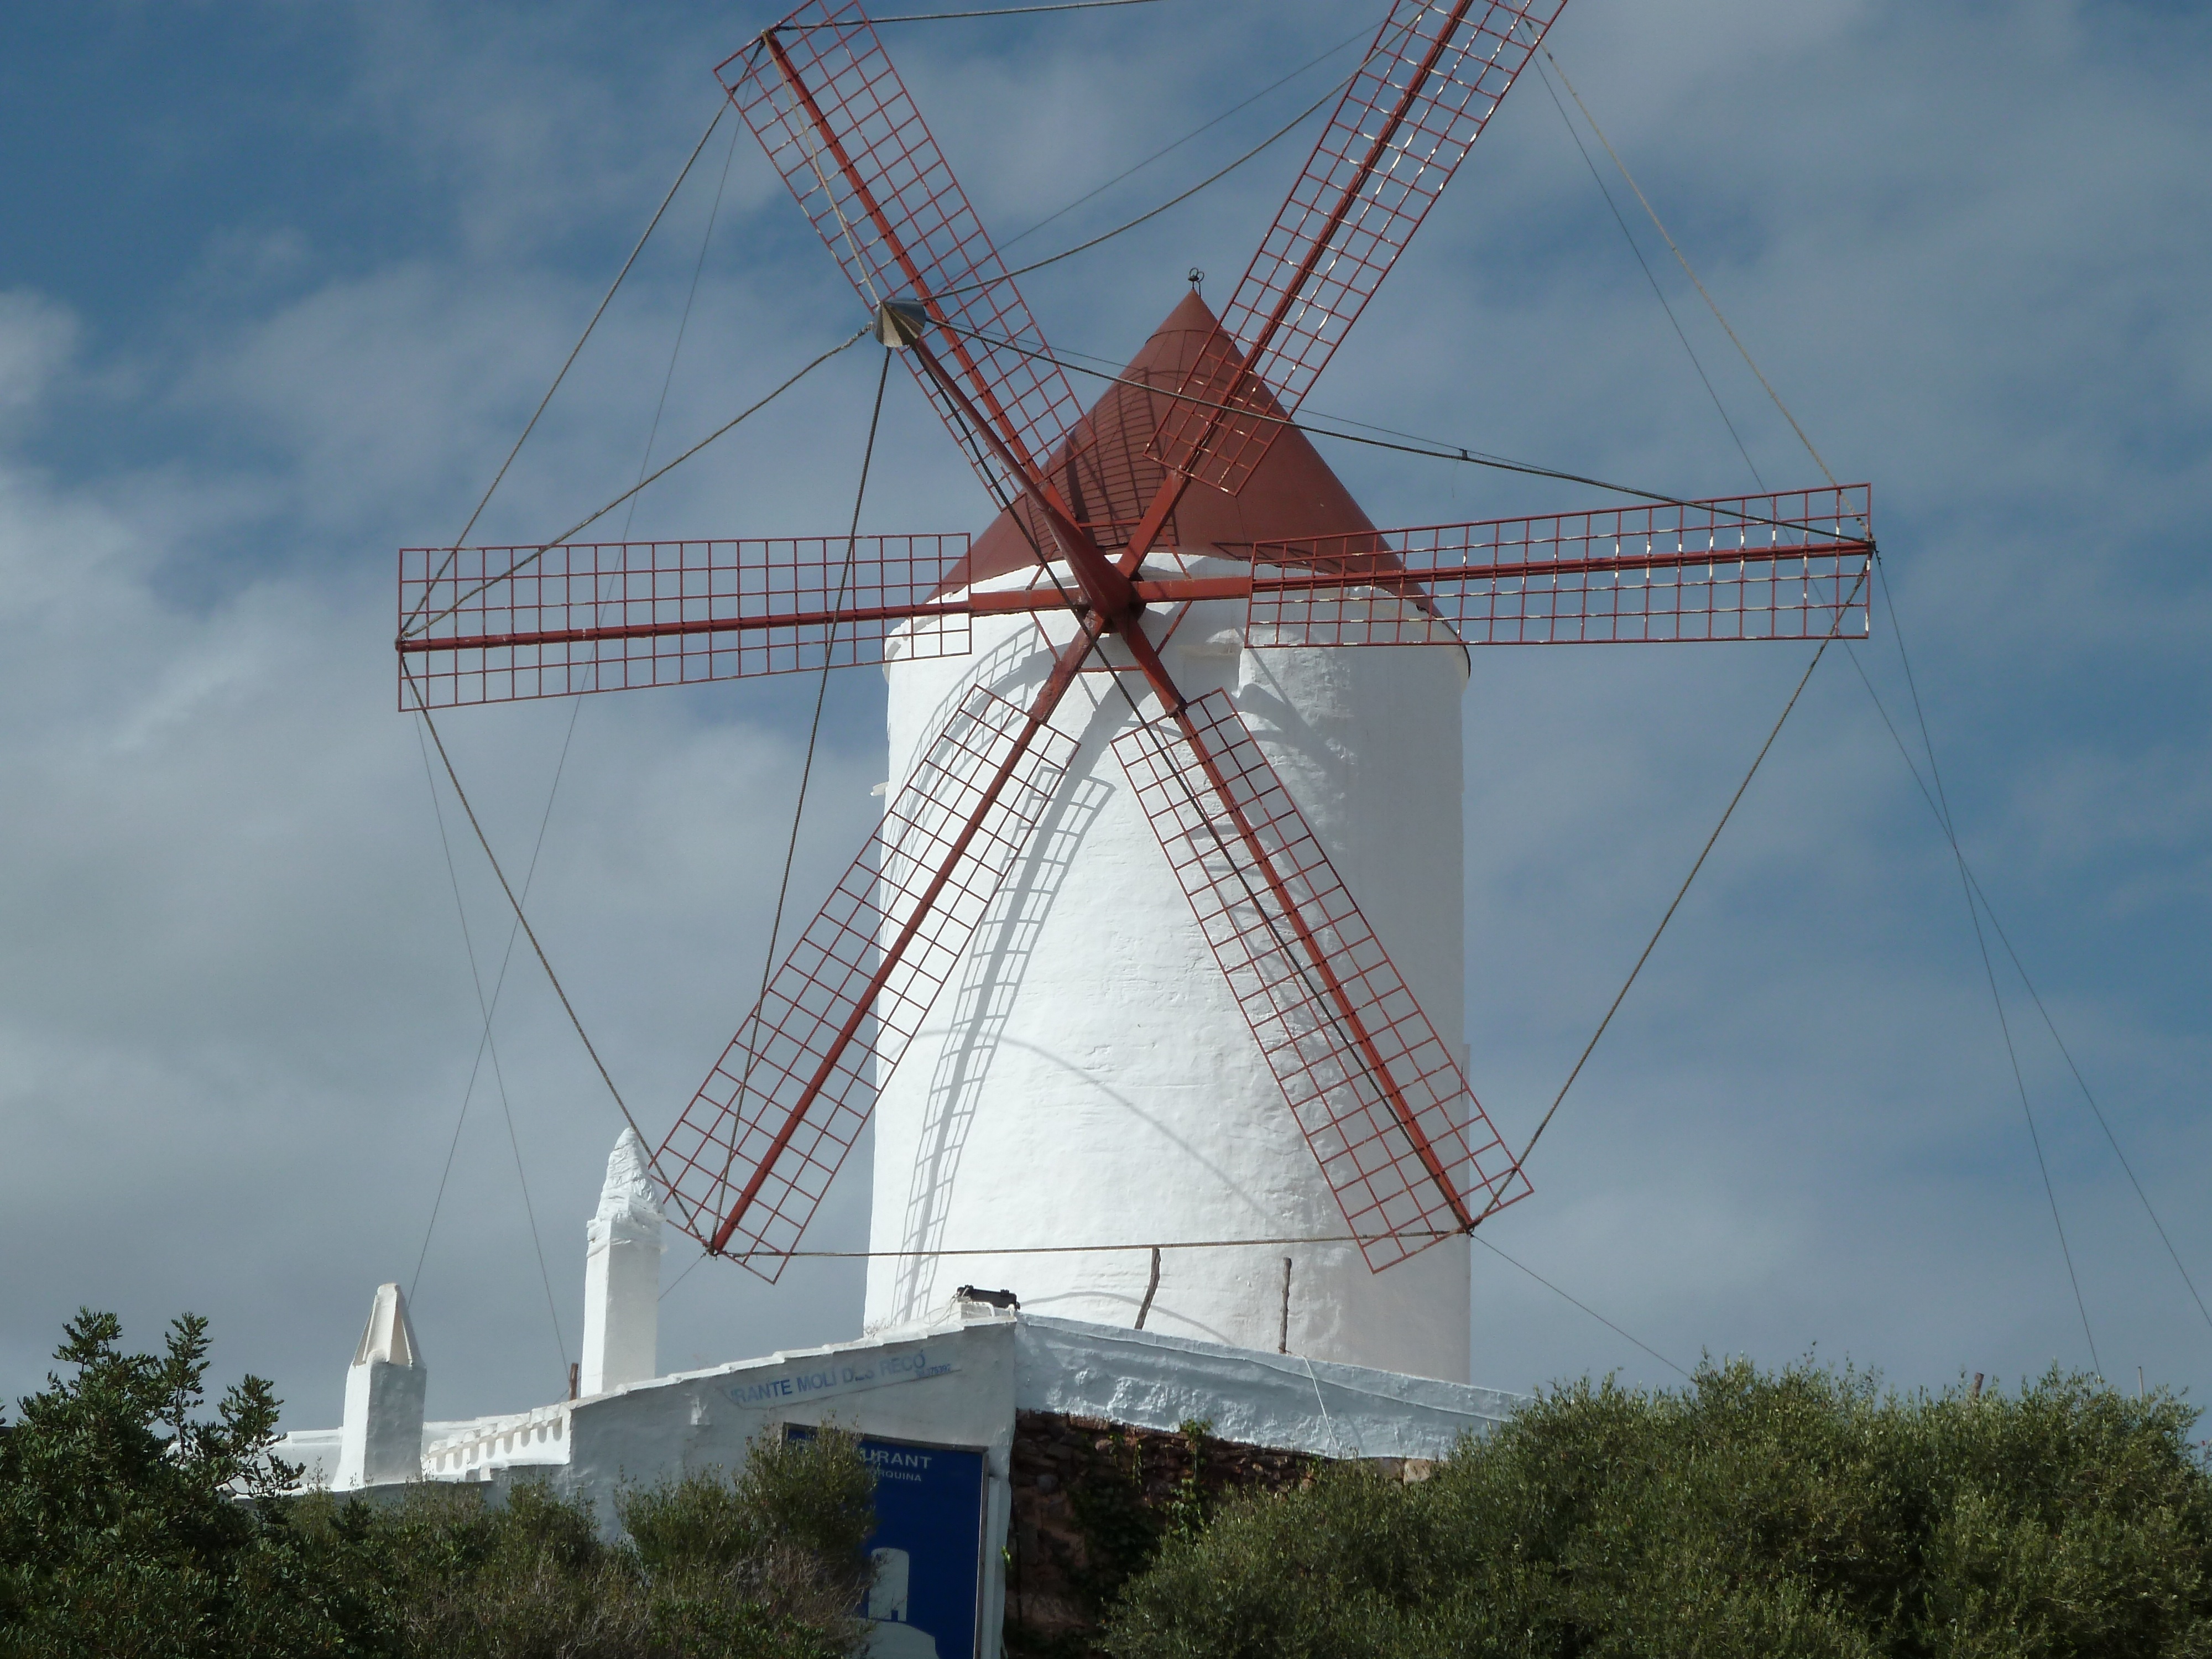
top-left (1014, 1316), bottom-right (1521, 1462)
top-left (562, 1317), bottom-right (1016, 1506)
top-left (279, 1418), bottom-right (519, 1491)
top-left (336, 1358), bottom-right (426, 1487)
top-left (424, 1404), bottom-right (573, 1478)
top-left (563, 1316), bottom-right (1020, 1659)
top-left (867, 559), bottom-right (1474, 1380)
top-left (581, 1132), bottom-right (664, 1396)
top-left (581, 1228), bottom-right (660, 1395)
top-left (273, 1426), bottom-right (343, 1489)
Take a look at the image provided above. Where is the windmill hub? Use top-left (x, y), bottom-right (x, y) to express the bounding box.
top-left (873, 298), bottom-right (927, 350)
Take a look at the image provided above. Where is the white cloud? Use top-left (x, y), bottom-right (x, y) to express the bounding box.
top-left (0, 293), bottom-right (78, 421)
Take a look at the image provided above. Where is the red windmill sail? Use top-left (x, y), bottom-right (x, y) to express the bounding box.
top-left (648, 291), bottom-right (1543, 1275)
top-left (398, 0), bottom-right (1874, 1281)
top-left (1149, 0), bottom-right (1572, 498)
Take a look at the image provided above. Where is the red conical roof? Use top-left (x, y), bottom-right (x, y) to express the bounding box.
top-left (947, 290), bottom-right (1378, 590)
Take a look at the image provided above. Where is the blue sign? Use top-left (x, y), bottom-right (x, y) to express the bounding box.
top-left (787, 1427), bottom-right (988, 1659)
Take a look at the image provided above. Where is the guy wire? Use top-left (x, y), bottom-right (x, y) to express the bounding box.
top-left (1483, 562), bottom-right (1870, 1214)
top-left (780, 0), bottom-right (1165, 25)
top-left (1538, 37), bottom-right (2115, 1365)
top-left (406, 103), bottom-right (729, 629)
top-left (409, 707), bottom-right (583, 1305)
top-left (404, 327), bottom-right (870, 639)
top-left (1528, 32), bottom-right (1839, 491)
top-left (1843, 640), bottom-right (2212, 1340)
top-left (1872, 563), bottom-right (2101, 1372)
top-left (718, 351), bottom-right (896, 1219)
top-left (1526, 49), bottom-right (1764, 489)
top-left (406, 671), bottom-right (655, 1161)
top-left (409, 718), bottom-right (571, 1379)
top-left (924, 315), bottom-right (1861, 538)
top-left (998, 23), bottom-right (1370, 253)
top-left (1471, 1233), bottom-right (1691, 1379)
top-left (946, 56), bottom-right (1363, 294)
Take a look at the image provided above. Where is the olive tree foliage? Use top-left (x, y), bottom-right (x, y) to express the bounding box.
top-left (296, 1431), bottom-right (875, 1659)
top-left (0, 1310), bottom-right (877, 1659)
top-left (0, 1308), bottom-right (342, 1658)
top-left (1106, 1359), bottom-right (2212, 1659)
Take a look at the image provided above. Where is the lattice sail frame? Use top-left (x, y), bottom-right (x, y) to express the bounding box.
top-left (1151, 0), bottom-right (1569, 494)
top-left (396, 536), bottom-right (972, 709)
top-left (385, 1), bottom-right (1900, 1284)
top-left (1114, 691), bottom-right (1531, 1270)
top-left (656, 685), bottom-right (1078, 1276)
top-left (1247, 486), bottom-right (1875, 647)
top-left (722, 4), bottom-right (1088, 499)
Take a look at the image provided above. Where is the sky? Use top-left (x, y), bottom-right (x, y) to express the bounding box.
top-left (1, 0), bottom-right (2207, 1434)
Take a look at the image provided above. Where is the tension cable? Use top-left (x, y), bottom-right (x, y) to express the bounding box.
top-left (403, 327), bottom-right (871, 640)
top-left (405, 102), bottom-right (730, 631)
top-left (780, 0), bottom-right (1166, 25)
top-left (999, 22), bottom-right (1370, 253)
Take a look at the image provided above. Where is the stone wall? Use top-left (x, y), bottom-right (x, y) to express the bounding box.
top-left (1003, 1408), bottom-right (1434, 1656)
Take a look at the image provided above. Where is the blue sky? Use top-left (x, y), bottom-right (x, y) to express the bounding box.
top-left (1, 0), bottom-right (2206, 1432)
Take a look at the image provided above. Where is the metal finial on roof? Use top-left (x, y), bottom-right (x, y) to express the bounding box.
top-left (1187, 267), bottom-right (1204, 291)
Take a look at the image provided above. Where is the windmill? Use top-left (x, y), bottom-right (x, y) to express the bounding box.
top-left (397, 0), bottom-right (1872, 1377)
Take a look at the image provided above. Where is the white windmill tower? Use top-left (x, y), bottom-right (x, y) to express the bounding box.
top-left (396, 0), bottom-right (1870, 1381)
top-left (865, 290), bottom-right (1481, 1376)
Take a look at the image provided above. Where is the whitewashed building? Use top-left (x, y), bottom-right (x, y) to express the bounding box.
top-left (286, 298), bottom-right (1527, 1656)
top-left (281, 1129), bottom-right (1521, 1658)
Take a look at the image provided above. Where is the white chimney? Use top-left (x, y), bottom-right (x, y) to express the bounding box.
top-left (580, 1128), bottom-right (665, 1395)
top-left (335, 1282), bottom-right (425, 1488)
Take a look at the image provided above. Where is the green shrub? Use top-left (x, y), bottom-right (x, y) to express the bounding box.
top-left (625, 1426), bottom-right (875, 1583)
top-left (1105, 1358), bottom-right (2212, 1659)
top-left (1, 1310), bottom-right (876, 1659)
top-left (0, 1308), bottom-right (362, 1659)
top-left (300, 1457), bottom-right (869, 1659)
